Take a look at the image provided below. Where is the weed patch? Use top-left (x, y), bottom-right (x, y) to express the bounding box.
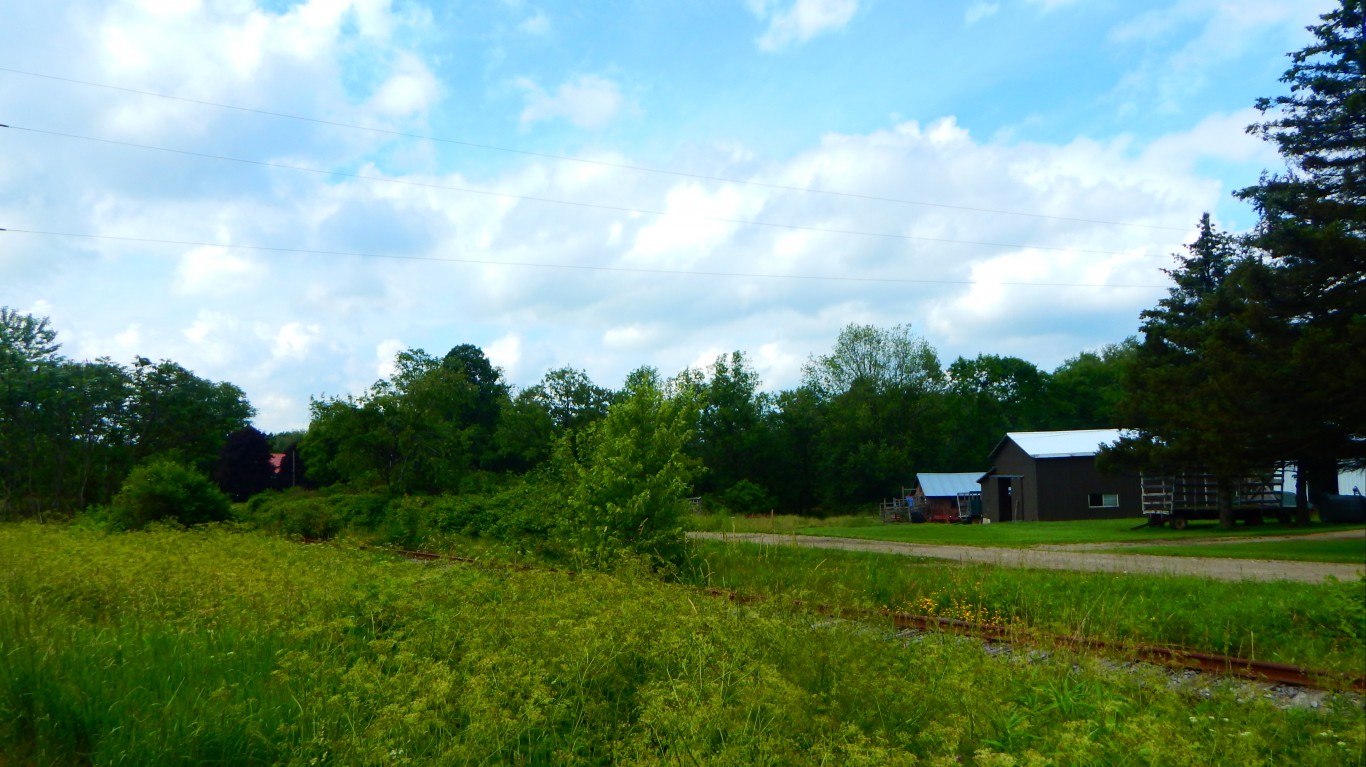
top-left (2, 524), bottom-right (1363, 766)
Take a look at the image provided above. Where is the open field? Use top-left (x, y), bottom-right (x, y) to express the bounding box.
top-left (797, 516), bottom-right (1366, 548)
top-left (1123, 538), bottom-right (1366, 565)
top-left (3, 523), bottom-right (1363, 766)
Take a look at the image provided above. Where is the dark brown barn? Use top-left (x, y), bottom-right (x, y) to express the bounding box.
top-left (977, 430), bottom-right (1139, 523)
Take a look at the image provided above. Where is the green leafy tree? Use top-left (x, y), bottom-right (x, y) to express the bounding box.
top-left (1048, 340), bottom-right (1138, 430)
top-left (442, 344), bottom-right (508, 468)
top-left (494, 368), bottom-right (614, 470)
top-left (801, 324), bottom-right (945, 508)
top-left (0, 308), bottom-right (61, 364)
top-left (536, 367), bottom-right (614, 431)
top-left (695, 351), bottom-right (768, 496)
top-left (939, 354), bottom-right (1052, 468)
top-left (108, 458), bottom-right (231, 529)
top-left (802, 323), bottom-right (942, 399)
top-left (556, 368), bottom-right (699, 570)
top-left (304, 349), bottom-right (482, 493)
top-left (759, 387), bottom-right (822, 514)
top-left (126, 358), bottom-right (254, 473)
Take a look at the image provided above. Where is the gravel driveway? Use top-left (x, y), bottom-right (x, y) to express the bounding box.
top-left (688, 530), bottom-right (1366, 584)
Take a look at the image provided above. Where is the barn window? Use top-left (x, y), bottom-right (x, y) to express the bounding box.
top-left (1088, 493), bottom-right (1119, 508)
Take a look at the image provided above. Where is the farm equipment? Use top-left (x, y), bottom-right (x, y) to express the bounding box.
top-left (1140, 467), bottom-right (1289, 529)
top-left (879, 495), bottom-right (923, 523)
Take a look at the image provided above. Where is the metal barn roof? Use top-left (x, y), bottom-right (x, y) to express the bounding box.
top-left (916, 472), bottom-right (984, 497)
top-left (1002, 429), bottom-right (1126, 459)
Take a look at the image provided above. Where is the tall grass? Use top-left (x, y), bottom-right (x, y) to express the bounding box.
top-left (685, 540), bottom-right (1366, 674)
top-left (686, 511), bottom-right (881, 534)
top-left (2, 523), bottom-right (1362, 766)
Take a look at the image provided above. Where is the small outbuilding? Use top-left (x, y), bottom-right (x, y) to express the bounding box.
top-left (977, 429), bottom-right (1139, 523)
top-left (912, 472), bottom-right (984, 522)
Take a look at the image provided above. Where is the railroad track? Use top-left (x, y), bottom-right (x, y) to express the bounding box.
top-left (302, 538), bottom-right (1366, 694)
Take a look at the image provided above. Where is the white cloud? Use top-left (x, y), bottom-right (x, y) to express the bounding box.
top-left (1106, 0), bottom-right (1326, 116)
top-left (965, 2), bottom-right (999, 25)
top-left (270, 322), bottom-right (323, 361)
top-left (519, 11), bottom-right (550, 35)
top-left (181, 310), bottom-right (242, 366)
top-left (2, 1), bottom-right (1295, 431)
top-left (175, 247), bottom-right (264, 295)
top-left (89, 0), bottom-right (435, 140)
top-left (748, 0), bottom-right (858, 52)
top-left (376, 338), bottom-right (405, 379)
top-left (518, 74), bottom-right (627, 129)
top-left (367, 53), bottom-right (442, 118)
top-left (485, 333), bottom-right (523, 377)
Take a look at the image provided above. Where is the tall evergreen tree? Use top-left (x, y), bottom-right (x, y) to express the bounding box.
top-left (1110, 216), bottom-right (1279, 528)
top-left (1237, 0), bottom-right (1366, 474)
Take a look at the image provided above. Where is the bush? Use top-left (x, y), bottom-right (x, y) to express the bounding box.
top-left (109, 459), bottom-right (231, 530)
top-left (238, 489), bottom-right (391, 539)
top-left (718, 479), bottom-right (776, 516)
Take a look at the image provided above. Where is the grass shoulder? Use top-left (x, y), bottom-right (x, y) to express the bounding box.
top-left (798, 516), bottom-right (1366, 548)
top-left (1121, 537), bottom-right (1366, 564)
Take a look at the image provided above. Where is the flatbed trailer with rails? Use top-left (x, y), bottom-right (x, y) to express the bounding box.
top-left (1141, 468), bottom-right (1290, 529)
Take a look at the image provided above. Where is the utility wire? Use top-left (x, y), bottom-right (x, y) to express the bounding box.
top-left (0, 228), bottom-right (1172, 289)
top-left (0, 65), bottom-right (1191, 233)
top-left (3, 124), bottom-right (1171, 258)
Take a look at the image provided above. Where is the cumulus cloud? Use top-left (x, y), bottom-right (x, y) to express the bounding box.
top-left (367, 53), bottom-right (442, 118)
top-left (518, 74), bottom-right (627, 129)
top-left (1, 0), bottom-right (1293, 431)
top-left (376, 339), bottom-right (406, 379)
top-left (269, 322), bottom-right (323, 361)
top-left (485, 333), bottom-right (523, 378)
top-left (175, 247), bottom-right (265, 295)
top-left (747, 0), bottom-right (858, 51)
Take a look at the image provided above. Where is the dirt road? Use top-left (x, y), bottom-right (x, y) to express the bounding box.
top-left (688, 530), bottom-right (1366, 584)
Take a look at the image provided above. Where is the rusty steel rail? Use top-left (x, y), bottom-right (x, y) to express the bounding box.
top-left (303, 538), bottom-right (1366, 693)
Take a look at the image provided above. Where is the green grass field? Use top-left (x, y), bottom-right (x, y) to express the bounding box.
top-left (3, 524), bottom-right (1364, 766)
top-left (799, 516), bottom-right (1366, 548)
top-left (688, 540), bottom-right (1366, 674)
top-left (1124, 538), bottom-right (1366, 564)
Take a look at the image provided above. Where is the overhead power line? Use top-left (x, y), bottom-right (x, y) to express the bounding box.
top-left (0, 65), bottom-right (1191, 233)
top-left (3, 124), bottom-right (1172, 258)
top-left (0, 228), bottom-right (1172, 289)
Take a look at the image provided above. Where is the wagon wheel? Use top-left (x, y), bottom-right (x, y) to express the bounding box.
top-left (1169, 515), bottom-right (1188, 531)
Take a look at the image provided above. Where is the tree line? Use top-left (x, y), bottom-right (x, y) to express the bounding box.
top-left (0, 303), bottom-right (1132, 520)
top-left (295, 328), bottom-right (1135, 514)
top-left (0, 308), bottom-right (252, 519)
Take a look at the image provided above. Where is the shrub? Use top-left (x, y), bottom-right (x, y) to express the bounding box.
top-left (719, 479), bottom-right (776, 515)
top-left (109, 459), bottom-right (231, 530)
top-left (238, 489), bottom-right (391, 539)
top-left (555, 372), bottom-right (698, 571)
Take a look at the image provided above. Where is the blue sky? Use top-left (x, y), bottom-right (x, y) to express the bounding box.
top-left (0, 0), bottom-right (1332, 430)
